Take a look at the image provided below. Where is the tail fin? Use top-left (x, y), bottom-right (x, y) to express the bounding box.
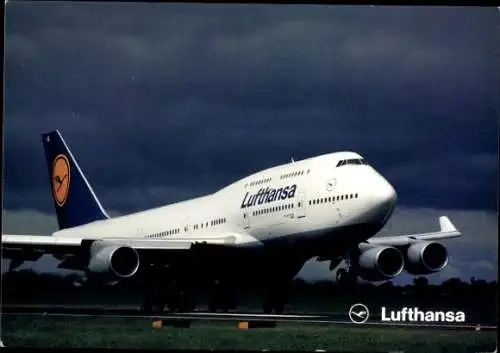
top-left (41, 130), bottom-right (110, 229)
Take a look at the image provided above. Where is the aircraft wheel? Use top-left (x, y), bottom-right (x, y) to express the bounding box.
top-left (209, 280), bottom-right (232, 312)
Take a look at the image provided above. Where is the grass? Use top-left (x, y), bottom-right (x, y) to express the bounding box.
top-left (1, 315), bottom-right (497, 352)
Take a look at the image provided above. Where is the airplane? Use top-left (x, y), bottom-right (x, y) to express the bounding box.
top-left (2, 130), bottom-right (462, 314)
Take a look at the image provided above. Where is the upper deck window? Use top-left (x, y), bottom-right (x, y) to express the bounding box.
top-left (336, 158), bottom-right (367, 167)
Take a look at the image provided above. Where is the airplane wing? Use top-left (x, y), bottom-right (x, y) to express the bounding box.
top-left (1, 231), bottom-right (262, 271)
top-left (365, 216), bottom-right (461, 247)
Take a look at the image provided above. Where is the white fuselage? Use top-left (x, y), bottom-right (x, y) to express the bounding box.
top-left (53, 151), bottom-right (397, 253)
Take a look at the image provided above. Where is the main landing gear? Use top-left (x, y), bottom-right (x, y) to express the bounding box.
top-left (207, 280), bottom-right (236, 313)
top-left (262, 291), bottom-right (286, 314)
top-left (140, 264), bottom-right (196, 314)
top-left (261, 280), bottom-right (289, 314)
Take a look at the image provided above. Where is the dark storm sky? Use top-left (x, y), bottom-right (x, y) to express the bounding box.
top-left (2, 3), bottom-right (498, 282)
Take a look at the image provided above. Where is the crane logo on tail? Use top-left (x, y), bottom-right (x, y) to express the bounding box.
top-left (52, 154), bottom-right (71, 207)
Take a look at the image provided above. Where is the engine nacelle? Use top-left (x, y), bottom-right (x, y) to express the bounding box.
top-left (357, 246), bottom-right (404, 281)
top-left (87, 243), bottom-right (140, 279)
top-left (405, 241), bottom-right (448, 275)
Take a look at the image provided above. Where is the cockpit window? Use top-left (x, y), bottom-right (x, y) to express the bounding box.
top-left (336, 158), bottom-right (367, 167)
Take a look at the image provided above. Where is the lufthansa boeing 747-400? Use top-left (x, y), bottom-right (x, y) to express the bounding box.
top-left (2, 130), bottom-right (462, 313)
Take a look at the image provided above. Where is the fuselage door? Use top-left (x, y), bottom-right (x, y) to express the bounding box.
top-left (242, 210), bottom-right (250, 229)
top-left (296, 191), bottom-right (306, 218)
top-left (184, 216), bottom-right (192, 236)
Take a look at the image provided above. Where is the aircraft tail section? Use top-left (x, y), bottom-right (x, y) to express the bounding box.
top-left (41, 130), bottom-right (110, 230)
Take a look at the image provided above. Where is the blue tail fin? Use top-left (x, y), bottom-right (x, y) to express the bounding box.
top-left (41, 130), bottom-right (110, 229)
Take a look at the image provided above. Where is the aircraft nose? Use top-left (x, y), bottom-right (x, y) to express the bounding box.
top-left (371, 177), bottom-right (397, 222)
top-left (378, 179), bottom-right (397, 205)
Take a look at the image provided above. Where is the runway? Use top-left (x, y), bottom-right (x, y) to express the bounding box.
top-left (1, 305), bottom-right (496, 330)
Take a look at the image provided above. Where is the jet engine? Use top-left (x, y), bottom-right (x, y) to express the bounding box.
top-left (357, 246), bottom-right (404, 281)
top-left (87, 243), bottom-right (140, 279)
top-left (405, 241), bottom-right (448, 275)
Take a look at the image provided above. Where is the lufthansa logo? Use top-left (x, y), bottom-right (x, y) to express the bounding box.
top-left (326, 178), bottom-right (336, 191)
top-left (348, 303), bottom-right (370, 324)
top-left (52, 154), bottom-right (70, 207)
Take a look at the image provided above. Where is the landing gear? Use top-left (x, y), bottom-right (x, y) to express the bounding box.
top-left (208, 280), bottom-right (236, 313)
top-left (141, 286), bottom-right (165, 314)
top-left (262, 284), bottom-right (288, 314)
top-left (140, 263), bottom-right (197, 314)
top-left (166, 282), bottom-right (196, 312)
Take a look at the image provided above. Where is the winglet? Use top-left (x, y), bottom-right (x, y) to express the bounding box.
top-left (439, 216), bottom-right (457, 233)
